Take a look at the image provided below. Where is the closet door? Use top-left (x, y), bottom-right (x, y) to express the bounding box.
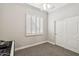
top-left (56, 18), bottom-right (78, 53)
top-left (56, 20), bottom-right (66, 47)
top-left (64, 18), bottom-right (78, 52)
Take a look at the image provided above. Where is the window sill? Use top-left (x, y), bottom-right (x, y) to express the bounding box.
top-left (25, 34), bottom-right (44, 37)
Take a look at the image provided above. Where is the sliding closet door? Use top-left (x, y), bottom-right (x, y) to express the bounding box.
top-left (64, 18), bottom-right (78, 52)
top-left (56, 20), bottom-right (66, 47)
top-left (56, 18), bottom-right (78, 53)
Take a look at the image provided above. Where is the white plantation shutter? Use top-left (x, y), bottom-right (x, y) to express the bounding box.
top-left (40, 18), bottom-right (43, 33)
top-left (26, 14), bottom-right (43, 36)
top-left (26, 14), bottom-right (31, 34)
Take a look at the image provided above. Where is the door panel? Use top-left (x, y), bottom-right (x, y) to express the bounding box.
top-left (64, 19), bottom-right (77, 51)
top-left (56, 20), bottom-right (66, 47)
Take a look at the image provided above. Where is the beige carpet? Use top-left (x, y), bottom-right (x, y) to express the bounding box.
top-left (15, 42), bottom-right (79, 56)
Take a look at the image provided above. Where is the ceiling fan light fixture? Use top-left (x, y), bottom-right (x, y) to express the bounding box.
top-left (43, 3), bottom-right (52, 10)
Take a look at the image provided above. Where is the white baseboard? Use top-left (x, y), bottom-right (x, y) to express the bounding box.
top-left (47, 41), bottom-right (56, 45)
top-left (15, 41), bottom-right (47, 51)
top-left (15, 40), bottom-right (56, 51)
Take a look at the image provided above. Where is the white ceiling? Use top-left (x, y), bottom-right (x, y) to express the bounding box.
top-left (28, 3), bottom-right (68, 13)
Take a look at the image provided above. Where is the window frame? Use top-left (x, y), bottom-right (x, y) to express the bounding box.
top-left (25, 14), bottom-right (44, 36)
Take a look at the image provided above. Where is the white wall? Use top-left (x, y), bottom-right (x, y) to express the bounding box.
top-left (0, 3), bottom-right (48, 49)
top-left (48, 3), bottom-right (79, 44)
top-left (0, 5), bottom-right (2, 40)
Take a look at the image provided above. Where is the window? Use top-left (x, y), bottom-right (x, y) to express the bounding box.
top-left (26, 14), bottom-right (43, 36)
